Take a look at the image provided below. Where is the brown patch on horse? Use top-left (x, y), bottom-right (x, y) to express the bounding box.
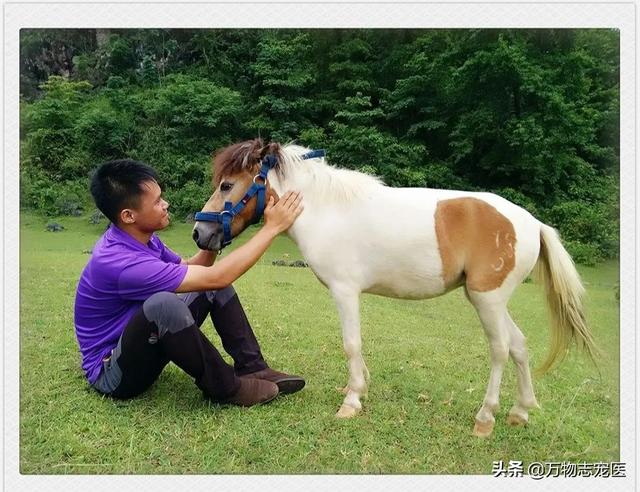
top-left (434, 197), bottom-right (516, 292)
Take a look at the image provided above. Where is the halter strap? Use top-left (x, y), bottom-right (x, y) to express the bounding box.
top-left (194, 149), bottom-right (325, 248)
top-left (300, 149), bottom-right (325, 160)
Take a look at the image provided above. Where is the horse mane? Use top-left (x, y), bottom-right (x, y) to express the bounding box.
top-left (276, 144), bottom-right (385, 204)
top-left (212, 139), bottom-right (384, 203)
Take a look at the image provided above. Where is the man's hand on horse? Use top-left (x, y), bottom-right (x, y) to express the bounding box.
top-left (264, 190), bottom-right (304, 234)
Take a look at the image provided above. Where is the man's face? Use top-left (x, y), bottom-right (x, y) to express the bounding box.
top-left (128, 180), bottom-right (170, 232)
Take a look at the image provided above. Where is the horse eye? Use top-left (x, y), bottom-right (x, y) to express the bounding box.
top-left (220, 182), bottom-right (233, 192)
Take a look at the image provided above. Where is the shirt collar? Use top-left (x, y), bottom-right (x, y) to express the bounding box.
top-left (107, 223), bottom-right (160, 253)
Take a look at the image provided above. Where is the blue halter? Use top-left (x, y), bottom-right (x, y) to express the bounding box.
top-left (194, 149), bottom-right (325, 248)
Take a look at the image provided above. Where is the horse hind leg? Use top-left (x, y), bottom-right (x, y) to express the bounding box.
top-left (467, 289), bottom-right (511, 438)
top-left (330, 285), bottom-right (368, 418)
top-left (505, 312), bottom-right (540, 426)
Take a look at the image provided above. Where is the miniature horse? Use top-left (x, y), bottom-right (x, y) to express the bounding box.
top-left (192, 139), bottom-right (597, 437)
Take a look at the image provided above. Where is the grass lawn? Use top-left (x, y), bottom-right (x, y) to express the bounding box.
top-left (19, 212), bottom-right (620, 474)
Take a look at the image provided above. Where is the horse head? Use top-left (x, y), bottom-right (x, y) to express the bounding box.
top-left (192, 138), bottom-right (282, 251)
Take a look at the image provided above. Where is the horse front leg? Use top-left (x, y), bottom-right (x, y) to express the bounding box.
top-left (330, 285), bottom-right (368, 418)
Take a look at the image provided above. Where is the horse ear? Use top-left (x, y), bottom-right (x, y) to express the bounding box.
top-left (260, 142), bottom-right (281, 158)
top-left (245, 138), bottom-right (263, 164)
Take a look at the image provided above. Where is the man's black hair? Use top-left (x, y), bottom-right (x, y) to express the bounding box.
top-left (90, 159), bottom-right (160, 224)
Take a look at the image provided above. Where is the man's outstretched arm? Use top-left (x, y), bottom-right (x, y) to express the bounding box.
top-left (182, 249), bottom-right (217, 267)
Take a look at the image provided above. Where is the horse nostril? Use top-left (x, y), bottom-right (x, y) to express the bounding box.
top-left (192, 229), bottom-right (199, 242)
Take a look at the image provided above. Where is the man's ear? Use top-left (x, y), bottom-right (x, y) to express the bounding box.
top-left (119, 208), bottom-right (135, 225)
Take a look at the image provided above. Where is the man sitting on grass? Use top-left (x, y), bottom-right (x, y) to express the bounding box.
top-left (74, 159), bottom-right (305, 406)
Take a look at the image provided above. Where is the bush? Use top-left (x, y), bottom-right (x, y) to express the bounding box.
top-left (422, 161), bottom-right (471, 190)
top-left (106, 75), bottom-right (127, 90)
top-left (21, 77), bottom-right (92, 177)
top-left (299, 127), bottom-right (328, 150)
top-left (74, 98), bottom-right (135, 159)
top-left (546, 200), bottom-right (618, 261)
top-left (131, 126), bottom-right (180, 166)
top-left (45, 222), bottom-right (65, 232)
top-left (163, 180), bottom-right (212, 221)
top-left (22, 127), bottom-right (77, 177)
top-left (59, 150), bottom-right (94, 181)
top-left (563, 240), bottom-right (602, 266)
top-left (106, 36), bottom-right (137, 77)
top-left (141, 74), bottom-right (244, 143)
top-left (73, 54), bottom-right (102, 86)
top-left (53, 192), bottom-right (84, 216)
top-left (20, 167), bottom-right (90, 215)
top-left (495, 187), bottom-right (538, 216)
top-left (20, 166), bottom-right (59, 210)
top-left (89, 209), bottom-right (105, 224)
top-left (154, 155), bottom-right (212, 190)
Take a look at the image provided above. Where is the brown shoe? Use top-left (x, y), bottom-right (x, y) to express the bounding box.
top-left (243, 367), bottom-right (305, 395)
top-left (216, 377), bottom-right (279, 407)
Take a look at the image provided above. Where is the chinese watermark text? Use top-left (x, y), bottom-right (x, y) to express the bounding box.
top-left (492, 460), bottom-right (626, 479)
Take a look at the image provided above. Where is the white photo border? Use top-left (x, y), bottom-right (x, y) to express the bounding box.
top-left (3, 2), bottom-right (636, 491)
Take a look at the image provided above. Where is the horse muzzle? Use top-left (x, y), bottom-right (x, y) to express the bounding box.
top-left (192, 221), bottom-right (224, 251)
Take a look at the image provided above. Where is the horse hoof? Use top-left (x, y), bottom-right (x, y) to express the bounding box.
top-left (473, 419), bottom-right (494, 438)
top-left (506, 413), bottom-right (528, 427)
top-left (336, 404), bottom-right (360, 418)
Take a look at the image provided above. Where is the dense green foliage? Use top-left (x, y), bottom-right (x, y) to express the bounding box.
top-left (20, 29), bottom-right (619, 263)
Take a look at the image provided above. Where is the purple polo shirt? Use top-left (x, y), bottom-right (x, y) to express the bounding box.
top-left (74, 224), bottom-right (188, 384)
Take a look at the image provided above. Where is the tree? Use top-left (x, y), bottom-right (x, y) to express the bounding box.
top-left (247, 31), bottom-right (316, 141)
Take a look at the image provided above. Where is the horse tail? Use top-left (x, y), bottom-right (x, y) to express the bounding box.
top-left (533, 223), bottom-right (599, 375)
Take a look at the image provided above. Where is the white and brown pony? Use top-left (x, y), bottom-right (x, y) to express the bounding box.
top-left (192, 139), bottom-right (597, 437)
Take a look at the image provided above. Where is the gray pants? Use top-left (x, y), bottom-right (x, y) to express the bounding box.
top-left (92, 286), bottom-right (266, 398)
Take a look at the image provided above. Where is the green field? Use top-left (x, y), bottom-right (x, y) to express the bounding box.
top-left (20, 212), bottom-right (620, 474)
